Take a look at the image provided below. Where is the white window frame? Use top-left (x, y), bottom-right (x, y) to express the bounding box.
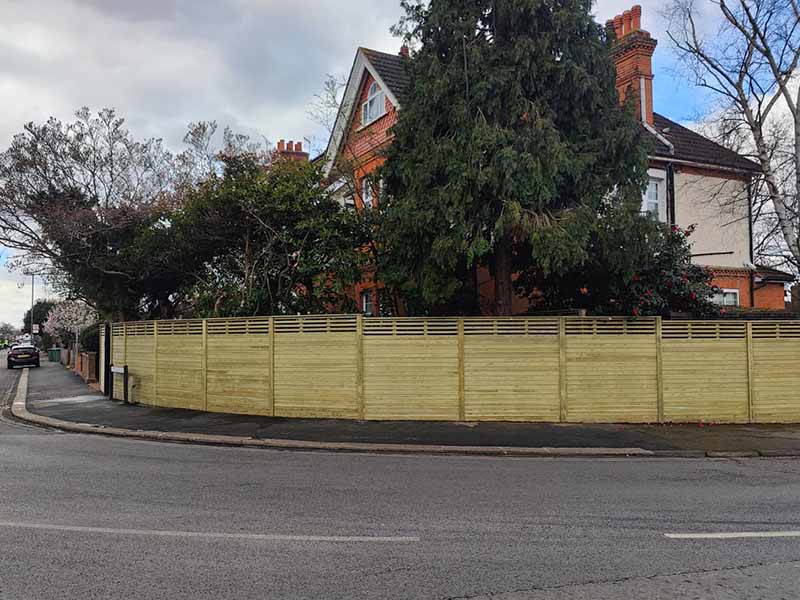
top-left (361, 82), bottom-right (386, 126)
top-left (642, 169), bottom-right (667, 222)
top-left (712, 288), bottom-right (740, 307)
top-left (361, 178), bottom-right (373, 209)
top-left (361, 289), bottom-right (375, 316)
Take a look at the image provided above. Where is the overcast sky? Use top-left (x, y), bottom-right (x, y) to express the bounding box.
top-left (0, 0), bottom-right (712, 327)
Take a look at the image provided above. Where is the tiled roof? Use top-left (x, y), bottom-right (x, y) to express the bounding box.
top-left (359, 49), bottom-right (759, 174)
top-left (361, 48), bottom-right (410, 101)
top-left (649, 113), bottom-right (759, 173)
top-left (755, 265), bottom-right (796, 282)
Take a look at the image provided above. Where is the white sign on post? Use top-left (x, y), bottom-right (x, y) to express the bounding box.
top-left (32, 324), bottom-right (40, 334)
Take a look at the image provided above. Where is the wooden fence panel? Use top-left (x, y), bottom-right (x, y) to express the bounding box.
top-left (274, 333), bottom-right (359, 419)
top-left (752, 341), bottom-right (800, 423)
top-left (463, 334), bottom-right (560, 422)
top-left (109, 316), bottom-right (800, 424)
top-left (155, 322), bottom-right (204, 411)
top-left (662, 321), bottom-right (749, 423)
top-left (364, 337), bottom-right (460, 420)
top-left (363, 324), bottom-right (460, 420)
top-left (126, 336), bottom-right (155, 405)
top-left (207, 332), bottom-right (271, 416)
top-left (565, 335), bottom-right (658, 423)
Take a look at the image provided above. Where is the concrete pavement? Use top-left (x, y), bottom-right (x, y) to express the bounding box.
top-left (2, 352), bottom-right (800, 598)
top-left (18, 359), bottom-right (800, 457)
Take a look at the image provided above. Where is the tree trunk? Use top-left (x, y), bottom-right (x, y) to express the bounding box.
top-left (493, 234), bottom-right (514, 316)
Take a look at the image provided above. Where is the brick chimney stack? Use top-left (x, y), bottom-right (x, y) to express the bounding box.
top-left (399, 44), bottom-right (410, 58)
top-left (606, 4), bottom-right (657, 125)
top-left (275, 139), bottom-right (309, 162)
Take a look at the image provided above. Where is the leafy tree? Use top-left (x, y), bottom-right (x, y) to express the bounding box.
top-left (0, 109), bottom-right (223, 320)
top-left (22, 299), bottom-right (57, 334)
top-left (180, 154), bottom-right (366, 317)
top-left (0, 322), bottom-right (18, 340)
top-left (526, 209), bottom-right (719, 316)
top-left (79, 323), bottom-right (101, 354)
top-left (382, 0), bottom-right (649, 315)
top-left (22, 299), bottom-right (57, 348)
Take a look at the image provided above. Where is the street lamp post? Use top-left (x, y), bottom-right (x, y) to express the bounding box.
top-left (30, 274), bottom-right (34, 338)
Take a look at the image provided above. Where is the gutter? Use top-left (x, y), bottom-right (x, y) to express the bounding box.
top-left (648, 156), bottom-right (759, 176)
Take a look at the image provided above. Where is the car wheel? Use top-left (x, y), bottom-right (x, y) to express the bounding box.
top-left (34, 360), bottom-right (40, 368)
top-left (7, 363), bottom-right (12, 370)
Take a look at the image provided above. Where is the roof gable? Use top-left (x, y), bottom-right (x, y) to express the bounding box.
top-left (322, 48), bottom-right (406, 177)
top-left (361, 49), bottom-right (409, 100)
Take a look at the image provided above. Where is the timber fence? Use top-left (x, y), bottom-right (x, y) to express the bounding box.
top-left (105, 315), bottom-right (800, 424)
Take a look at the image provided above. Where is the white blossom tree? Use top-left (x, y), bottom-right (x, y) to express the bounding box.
top-left (44, 301), bottom-right (98, 354)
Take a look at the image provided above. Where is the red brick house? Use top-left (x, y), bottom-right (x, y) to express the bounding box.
top-left (319, 5), bottom-right (793, 314)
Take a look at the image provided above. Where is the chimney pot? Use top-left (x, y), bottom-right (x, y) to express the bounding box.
top-left (622, 10), bottom-right (632, 36)
top-left (294, 141), bottom-right (302, 152)
top-left (399, 44), bottom-right (410, 58)
top-left (613, 15), bottom-right (623, 39)
top-left (631, 5), bottom-right (642, 31)
top-left (277, 139), bottom-right (285, 152)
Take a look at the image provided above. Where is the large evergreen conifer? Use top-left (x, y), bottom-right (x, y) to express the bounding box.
top-left (382, 0), bottom-right (649, 315)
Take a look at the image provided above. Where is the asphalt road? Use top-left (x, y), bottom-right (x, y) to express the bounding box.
top-left (1, 353), bottom-right (800, 599)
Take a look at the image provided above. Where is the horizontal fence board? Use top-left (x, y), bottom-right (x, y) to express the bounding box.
top-left (206, 334), bottom-right (271, 416)
top-left (364, 337), bottom-right (459, 420)
top-left (752, 339), bottom-right (800, 423)
top-left (662, 339), bottom-right (749, 423)
top-left (156, 335), bottom-right (203, 411)
top-left (126, 336), bottom-right (155, 405)
top-left (564, 336), bottom-right (658, 423)
top-left (274, 333), bottom-right (358, 419)
top-left (463, 335), bottom-right (560, 421)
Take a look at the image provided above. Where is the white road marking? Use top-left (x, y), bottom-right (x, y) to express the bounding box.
top-left (0, 520), bottom-right (419, 543)
top-left (666, 531), bottom-right (800, 540)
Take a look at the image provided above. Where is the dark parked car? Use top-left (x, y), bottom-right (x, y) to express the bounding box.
top-left (7, 345), bottom-right (40, 369)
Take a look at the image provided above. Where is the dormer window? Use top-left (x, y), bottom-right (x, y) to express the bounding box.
top-left (361, 82), bottom-right (386, 126)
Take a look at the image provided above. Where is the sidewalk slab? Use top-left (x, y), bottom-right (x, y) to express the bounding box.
top-left (19, 360), bottom-right (800, 456)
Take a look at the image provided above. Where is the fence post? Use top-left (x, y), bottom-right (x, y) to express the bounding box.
top-left (356, 314), bottom-right (365, 420)
top-left (656, 317), bottom-right (664, 423)
top-left (269, 316), bottom-right (275, 417)
top-left (746, 321), bottom-right (755, 423)
top-left (458, 318), bottom-right (465, 421)
top-left (153, 321), bottom-right (159, 407)
top-left (559, 317), bottom-right (567, 423)
top-left (202, 320), bottom-right (208, 412)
